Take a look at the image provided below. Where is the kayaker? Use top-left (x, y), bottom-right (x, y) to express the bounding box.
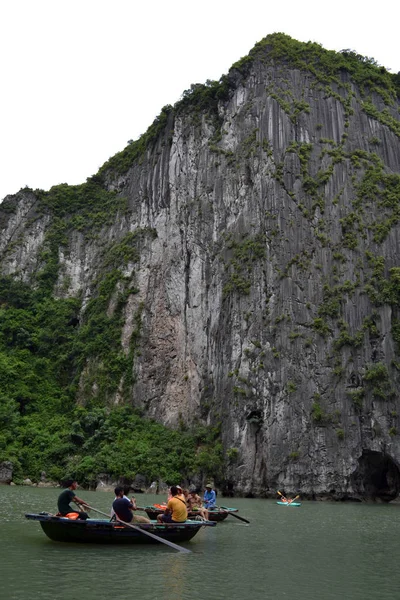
top-left (279, 494), bottom-right (293, 504)
top-left (157, 485), bottom-right (188, 523)
top-left (112, 486), bottom-right (150, 523)
top-left (203, 483), bottom-right (217, 509)
top-left (57, 479), bottom-right (90, 520)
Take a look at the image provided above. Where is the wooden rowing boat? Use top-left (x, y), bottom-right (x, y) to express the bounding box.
top-left (25, 513), bottom-right (216, 544)
top-left (144, 505), bottom-right (239, 522)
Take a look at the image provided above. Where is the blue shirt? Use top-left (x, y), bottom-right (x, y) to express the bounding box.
top-left (203, 489), bottom-right (216, 508)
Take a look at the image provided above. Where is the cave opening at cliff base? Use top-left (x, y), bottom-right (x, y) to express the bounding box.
top-left (350, 450), bottom-right (400, 501)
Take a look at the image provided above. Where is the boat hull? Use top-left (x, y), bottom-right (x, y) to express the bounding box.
top-left (144, 506), bottom-right (237, 522)
top-left (25, 514), bottom-right (215, 544)
top-left (208, 511), bottom-right (229, 522)
top-left (276, 501), bottom-right (302, 507)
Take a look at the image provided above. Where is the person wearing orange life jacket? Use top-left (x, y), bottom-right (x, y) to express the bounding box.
top-left (57, 479), bottom-right (89, 519)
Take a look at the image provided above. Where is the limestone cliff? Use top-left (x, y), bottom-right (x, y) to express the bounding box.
top-left (1, 34), bottom-right (400, 499)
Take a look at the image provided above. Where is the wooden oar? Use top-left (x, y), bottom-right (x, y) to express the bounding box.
top-left (86, 504), bottom-right (191, 554)
top-left (287, 495), bottom-right (300, 504)
top-left (74, 501), bottom-right (91, 515)
top-left (220, 506), bottom-right (250, 524)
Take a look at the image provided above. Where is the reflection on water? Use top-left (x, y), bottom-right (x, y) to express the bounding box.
top-left (1, 485), bottom-right (400, 600)
top-left (162, 553), bottom-right (186, 599)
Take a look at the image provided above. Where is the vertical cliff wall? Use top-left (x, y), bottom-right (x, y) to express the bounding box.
top-left (1, 34), bottom-right (400, 498)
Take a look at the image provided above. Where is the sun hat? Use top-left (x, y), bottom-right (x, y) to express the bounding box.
top-left (206, 483), bottom-right (213, 488)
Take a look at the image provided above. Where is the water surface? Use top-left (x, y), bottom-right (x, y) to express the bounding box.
top-left (1, 486), bottom-right (400, 600)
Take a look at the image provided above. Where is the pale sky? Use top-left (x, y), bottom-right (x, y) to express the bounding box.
top-left (1, 0), bottom-right (399, 202)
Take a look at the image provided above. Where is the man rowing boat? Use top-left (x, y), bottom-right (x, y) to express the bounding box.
top-left (57, 479), bottom-right (90, 519)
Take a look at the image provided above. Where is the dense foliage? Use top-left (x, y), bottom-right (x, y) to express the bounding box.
top-left (230, 33), bottom-right (400, 102)
top-left (0, 275), bottom-right (223, 487)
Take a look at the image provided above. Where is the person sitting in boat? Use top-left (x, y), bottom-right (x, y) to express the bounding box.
top-left (110, 486), bottom-right (139, 518)
top-left (203, 483), bottom-right (217, 509)
top-left (188, 489), bottom-right (209, 520)
top-left (157, 485), bottom-right (188, 523)
top-left (57, 479), bottom-right (90, 520)
top-left (279, 494), bottom-right (293, 504)
top-left (166, 483), bottom-right (183, 502)
top-left (111, 485), bottom-right (130, 518)
top-left (112, 486), bottom-right (150, 523)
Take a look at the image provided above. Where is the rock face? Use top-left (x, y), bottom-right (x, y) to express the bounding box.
top-left (1, 35), bottom-right (400, 498)
top-left (0, 461), bottom-right (13, 484)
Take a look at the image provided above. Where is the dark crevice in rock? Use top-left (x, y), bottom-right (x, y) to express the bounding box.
top-left (350, 450), bottom-right (400, 501)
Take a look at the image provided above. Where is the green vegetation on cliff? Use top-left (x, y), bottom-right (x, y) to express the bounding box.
top-left (0, 175), bottom-right (225, 486)
top-left (230, 33), bottom-right (400, 103)
top-left (89, 32), bottom-right (399, 190)
top-left (0, 272), bottom-right (223, 487)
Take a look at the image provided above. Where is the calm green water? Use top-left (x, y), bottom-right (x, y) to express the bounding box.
top-left (1, 485), bottom-right (400, 600)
